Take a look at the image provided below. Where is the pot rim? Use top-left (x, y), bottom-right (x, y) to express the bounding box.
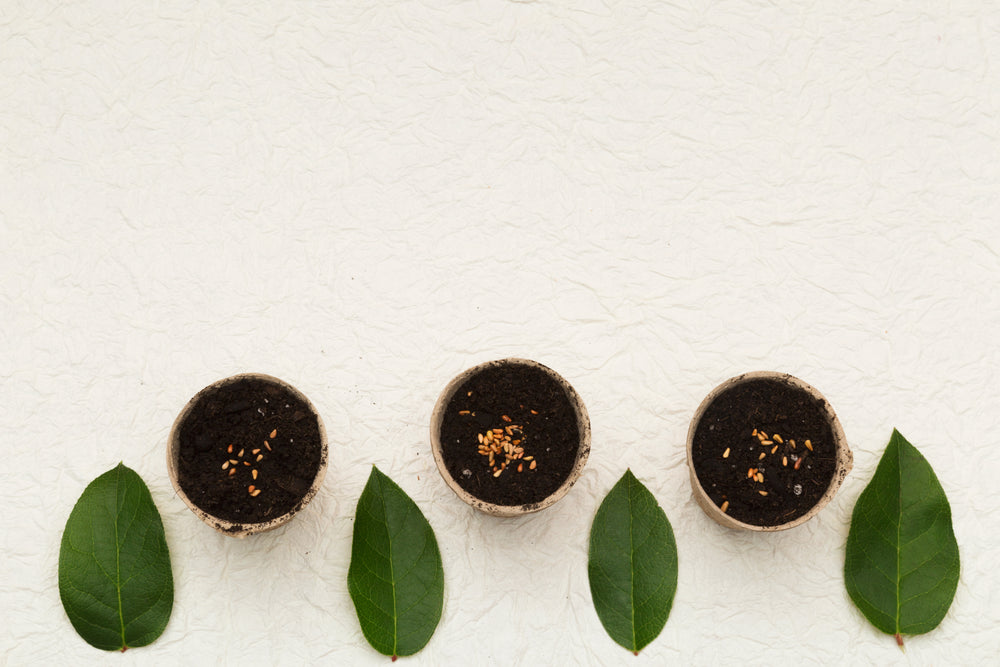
top-left (167, 372), bottom-right (328, 538)
top-left (430, 358), bottom-right (591, 517)
top-left (686, 370), bottom-right (852, 532)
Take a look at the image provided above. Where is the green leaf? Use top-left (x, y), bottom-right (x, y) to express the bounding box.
top-left (844, 429), bottom-right (960, 647)
top-left (588, 470), bottom-right (678, 654)
top-left (58, 463), bottom-right (174, 651)
top-left (348, 466), bottom-right (444, 659)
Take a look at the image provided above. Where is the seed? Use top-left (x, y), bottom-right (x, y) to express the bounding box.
top-left (238, 449), bottom-right (244, 458)
top-left (529, 460), bottom-right (536, 470)
top-left (252, 449), bottom-right (260, 455)
top-left (789, 439), bottom-right (796, 449)
top-left (747, 468), bottom-right (756, 479)
top-left (250, 489), bottom-right (261, 497)
top-left (771, 445), bottom-right (778, 454)
top-left (758, 431), bottom-right (768, 440)
top-left (227, 444), bottom-right (233, 454)
top-left (264, 441), bottom-right (271, 451)
top-left (758, 490), bottom-right (768, 496)
top-left (230, 459), bottom-right (238, 465)
top-left (489, 452), bottom-right (494, 465)
top-left (248, 485), bottom-right (256, 493)
top-left (459, 410), bottom-right (470, 415)
top-left (244, 461), bottom-right (251, 466)
top-left (502, 415), bottom-right (511, 422)
top-left (530, 409), bottom-right (538, 415)
top-left (493, 428), bottom-right (503, 435)
top-left (222, 461), bottom-right (230, 470)
top-left (493, 469), bottom-right (503, 477)
top-left (256, 454), bottom-right (263, 462)
top-left (756, 473), bottom-right (764, 483)
top-left (805, 439), bottom-right (813, 451)
top-left (485, 431), bottom-right (493, 441)
top-left (721, 500), bottom-right (729, 513)
top-left (252, 470), bottom-right (258, 480)
top-left (723, 448), bottom-right (730, 458)
top-left (783, 456), bottom-right (788, 466)
top-left (751, 428), bottom-right (757, 436)
top-left (524, 456), bottom-right (533, 461)
top-left (761, 440), bottom-right (773, 446)
top-left (229, 468), bottom-right (236, 476)
top-left (477, 433), bottom-right (483, 444)
top-left (518, 463), bottom-right (523, 472)
top-left (773, 434), bottom-right (783, 444)
top-left (794, 458), bottom-right (802, 470)
top-left (759, 452), bottom-right (766, 460)
top-left (270, 429), bottom-right (277, 438)
top-left (512, 440), bottom-right (521, 446)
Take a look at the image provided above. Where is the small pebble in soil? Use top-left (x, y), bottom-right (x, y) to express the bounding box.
top-left (462, 469), bottom-right (472, 478)
top-left (793, 484), bottom-right (802, 495)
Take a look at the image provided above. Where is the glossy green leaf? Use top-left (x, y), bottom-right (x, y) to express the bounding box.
top-left (845, 429), bottom-right (959, 647)
top-left (58, 463), bottom-right (173, 651)
top-left (588, 470), bottom-right (678, 654)
top-left (348, 466), bottom-right (443, 659)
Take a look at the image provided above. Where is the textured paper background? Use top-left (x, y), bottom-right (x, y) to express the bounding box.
top-left (2, 2), bottom-right (998, 664)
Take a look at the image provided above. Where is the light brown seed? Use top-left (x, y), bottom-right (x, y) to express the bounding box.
top-left (805, 439), bottom-right (813, 451)
top-left (723, 448), bottom-right (730, 458)
top-left (477, 433), bottom-right (484, 444)
top-left (789, 439), bottom-right (796, 449)
top-left (229, 468), bottom-right (236, 476)
top-left (222, 461), bottom-right (230, 470)
top-left (771, 445), bottom-right (778, 454)
top-left (759, 452), bottom-right (766, 460)
top-left (489, 452), bottom-right (494, 465)
top-left (529, 460), bottom-right (537, 470)
top-left (748, 468), bottom-right (756, 478)
top-left (518, 463), bottom-right (523, 472)
top-left (758, 490), bottom-right (768, 496)
top-left (757, 473), bottom-right (764, 483)
top-left (773, 434), bottom-right (783, 444)
top-left (270, 429), bottom-right (277, 438)
top-left (227, 444), bottom-right (233, 454)
top-left (794, 458), bottom-right (802, 470)
top-left (761, 440), bottom-right (773, 446)
top-left (230, 459), bottom-right (238, 465)
top-left (252, 449), bottom-right (260, 455)
top-left (459, 410), bottom-right (470, 415)
top-left (751, 428), bottom-right (758, 437)
top-left (248, 485), bottom-right (256, 493)
top-left (264, 441), bottom-right (271, 451)
top-left (493, 468), bottom-right (503, 477)
top-left (256, 454), bottom-right (263, 462)
top-left (721, 500), bottom-right (729, 513)
top-left (530, 409), bottom-right (538, 415)
top-left (250, 489), bottom-right (261, 497)
top-left (512, 440), bottom-right (521, 446)
top-left (252, 470), bottom-right (258, 480)
top-left (759, 431), bottom-right (768, 440)
top-left (524, 456), bottom-right (533, 461)
top-left (238, 449), bottom-right (244, 458)
top-left (502, 415), bottom-right (511, 422)
top-left (783, 456), bottom-right (788, 466)
top-left (244, 461), bottom-right (251, 466)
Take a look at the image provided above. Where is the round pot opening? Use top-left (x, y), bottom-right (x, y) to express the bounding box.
top-left (167, 373), bottom-right (328, 538)
top-left (430, 358), bottom-right (591, 517)
top-left (686, 371), bottom-right (852, 532)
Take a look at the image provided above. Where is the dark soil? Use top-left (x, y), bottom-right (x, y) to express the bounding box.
top-left (176, 376), bottom-right (323, 526)
top-left (691, 377), bottom-right (836, 526)
top-left (439, 361), bottom-right (581, 507)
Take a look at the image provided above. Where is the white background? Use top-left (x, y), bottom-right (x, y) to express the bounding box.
top-left (3, 1), bottom-right (999, 665)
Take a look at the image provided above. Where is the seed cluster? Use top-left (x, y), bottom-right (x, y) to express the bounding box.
top-left (221, 428), bottom-right (277, 497)
top-left (472, 412), bottom-right (539, 478)
top-left (718, 428), bottom-right (812, 514)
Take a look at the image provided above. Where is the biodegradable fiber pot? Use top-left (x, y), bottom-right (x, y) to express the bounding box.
top-left (168, 373), bottom-right (328, 538)
top-left (431, 358), bottom-right (591, 517)
top-left (686, 371), bottom-right (852, 532)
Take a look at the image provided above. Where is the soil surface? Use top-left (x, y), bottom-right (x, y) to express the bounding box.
top-left (691, 377), bottom-right (836, 526)
top-left (176, 376), bottom-right (323, 526)
top-left (439, 361), bottom-right (580, 506)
